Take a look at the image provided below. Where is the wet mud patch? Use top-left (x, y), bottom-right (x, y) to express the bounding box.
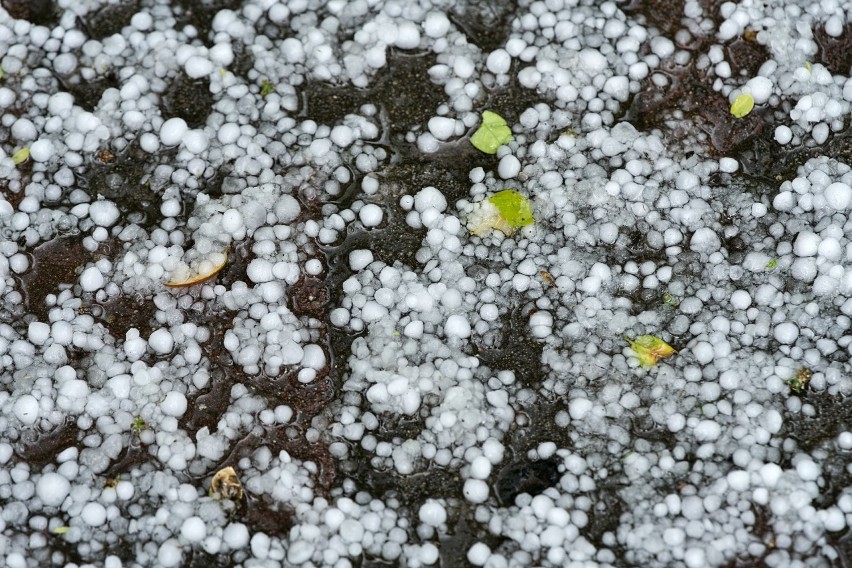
top-left (472, 302), bottom-right (545, 386)
top-left (354, 462), bottom-right (461, 505)
top-left (725, 36), bottom-right (771, 77)
top-left (98, 293), bottom-right (158, 341)
top-left (814, 23), bottom-right (852, 77)
top-left (494, 457), bottom-right (561, 505)
top-left (81, 142), bottom-right (177, 223)
top-left (625, 53), bottom-right (769, 157)
top-left (483, 66), bottom-right (547, 127)
top-left (81, 0), bottom-right (141, 40)
top-left (173, 0), bottom-right (244, 44)
top-left (383, 151), bottom-right (480, 201)
top-left (250, 372), bottom-right (336, 423)
top-left (304, 51), bottom-right (443, 138)
top-left (20, 236), bottom-right (100, 319)
top-left (179, 310), bottom-right (244, 436)
top-left (183, 549), bottom-right (241, 568)
top-left (439, 512), bottom-right (503, 568)
top-left (618, 0), bottom-right (686, 37)
top-left (54, 69), bottom-right (121, 113)
top-left (1, 0), bottom-right (59, 26)
top-left (162, 76), bottom-right (214, 129)
top-left (735, 122), bottom-right (852, 183)
top-left (781, 392), bottom-right (850, 455)
top-left (326, 225), bottom-right (423, 276)
top-left (288, 274), bottom-right (330, 320)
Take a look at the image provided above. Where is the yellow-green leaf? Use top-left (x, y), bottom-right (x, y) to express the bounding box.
top-left (765, 258), bottom-right (777, 269)
top-left (730, 93), bottom-right (754, 118)
top-left (468, 190), bottom-right (534, 236)
top-left (260, 80), bottom-right (275, 96)
top-left (51, 526), bottom-right (69, 535)
top-left (627, 335), bottom-right (676, 368)
top-left (12, 147), bottom-right (29, 165)
top-left (470, 110), bottom-right (512, 154)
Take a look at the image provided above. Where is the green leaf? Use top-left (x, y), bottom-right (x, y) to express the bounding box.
top-left (765, 257), bottom-right (777, 269)
top-left (470, 110), bottom-right (512, 154)
top-left (626, 335), bottom-right (676, 368)
top-left (12, 147), bottom-right (29, 165)
top-left (489, 190), bottom-right (533, 228)
top-left (730, 93), bottom-right (754, 118)
top-left (260, 80), bottom-right (275, 96)
top-left (468, 190), bottom-right (534, 236)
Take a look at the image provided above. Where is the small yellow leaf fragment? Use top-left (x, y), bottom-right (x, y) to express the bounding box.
top-left (210, 466), bottom-right (243, 501)
top-left (51, 526), bottom-right (70, 535)
top-left (627, 335), bottom-right (676, 368)
top-left (788, 368), bottom-right (811, 394)
top-left (166, 251), bottom-right (228, 287)
top-left (12, 147), bottom-right (29, 165)
top-left (730, 93), bottom-right (755, 118)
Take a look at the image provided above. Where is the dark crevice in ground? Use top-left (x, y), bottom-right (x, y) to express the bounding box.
top-left (449, 0), bottom-right (516, 53)
top-left (104, 438), bottom-right (155, 480)
top-left (216, 237), bottom-right (254, 288)
top-left (14, 417), bottom-right (82, 470)
top-left (180, 362), bottom-right (233, 436)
